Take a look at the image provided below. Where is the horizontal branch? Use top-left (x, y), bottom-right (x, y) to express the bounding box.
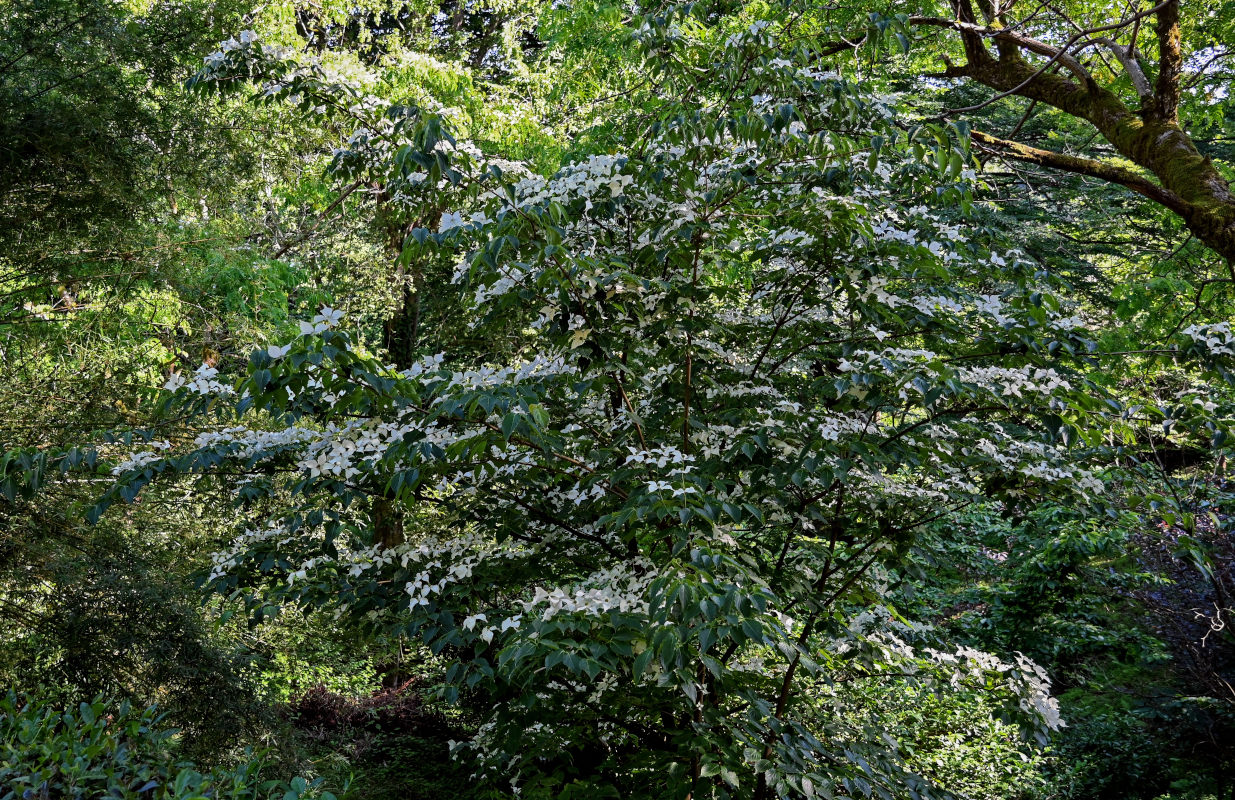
top-left (970, 130), bottom-right (1189, 216)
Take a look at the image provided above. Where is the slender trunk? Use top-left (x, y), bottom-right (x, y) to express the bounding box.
top-left (370, 203), bottom-right (429, 549)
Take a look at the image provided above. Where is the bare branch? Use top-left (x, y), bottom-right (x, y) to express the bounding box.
top-left (1093, 36), bottom-right (1152, 99)
top-left (272, 180), bottom-right (364, 259)
top-left (1183, 49), bottom-right (1233, 90)
top-left (914, 3), bottom-right (1174, 114)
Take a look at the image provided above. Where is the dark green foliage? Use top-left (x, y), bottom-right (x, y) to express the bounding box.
top-left (1045, 687), bottom-right (1235, 800)
top-left (0, 506), bottom-right (267, 762)
top-left (0, 0), bottom-right (249, 254)
top-left (0, 692), bottom-right (331, 800)
top-left (280, 685), bottom-right (477, 800)
top-left (905, 497), bottom-right (1235, 799)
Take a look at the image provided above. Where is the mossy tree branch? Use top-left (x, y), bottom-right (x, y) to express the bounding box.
top-left (969, 130), bottom-right (1189, 214)
top-left (831, 1), bottom-right (1235, 261)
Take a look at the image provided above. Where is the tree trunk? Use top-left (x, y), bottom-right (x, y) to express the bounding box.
top-left (369, 204), bottom-right (426, 550)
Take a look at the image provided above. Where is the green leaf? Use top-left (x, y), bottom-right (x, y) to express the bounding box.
top-left (632, 649), bottom-right (653, 678)
top-left (501, 412), bottom-right (519, 442)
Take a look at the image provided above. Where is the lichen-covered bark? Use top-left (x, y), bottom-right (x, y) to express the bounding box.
top-left (1153, 0), bottom-right (1183, 123)
top-left (970, 130), bottom-right (1190, 214)
top-left (957, 48), bottom-right (1235, 262)
top-left (909, 1), bottom-right (1235, 261)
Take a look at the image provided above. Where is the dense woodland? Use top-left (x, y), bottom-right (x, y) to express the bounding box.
top-left (1, 0), bottom-right (1233, 797)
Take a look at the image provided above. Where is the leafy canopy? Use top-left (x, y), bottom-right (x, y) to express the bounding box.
top-left (89, 1), bottom-right (1234, 798)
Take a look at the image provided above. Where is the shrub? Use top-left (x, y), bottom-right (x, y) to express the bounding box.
top-left (0, 691), bottom-right (334, 800)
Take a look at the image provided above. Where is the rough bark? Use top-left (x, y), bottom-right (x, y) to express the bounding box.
top-left (916, 1), bottom-right (1235, 262)
top-left (960, 55), bottom-right (1235, 261)
top-left (1152, 0), bottom-right (1183, 123)
top-left (373, 494), bottom-right (405, 549)
top-left (970, 130), bottom-right (1189, 213)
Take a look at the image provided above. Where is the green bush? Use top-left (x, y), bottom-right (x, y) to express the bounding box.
top-left (0, 692), bottom-right (334, 800)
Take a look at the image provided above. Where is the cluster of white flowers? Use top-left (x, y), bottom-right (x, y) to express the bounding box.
top-left (842, 608), bottom-right (1062, 731)
top-left (724, 19), bottom-right (774, 49)
top-left (443, 353), bottom-right (577, 393)
top-left (625, 445), bottom-right (695, 469)
top-left (1183, 321), bottom-right (1235, 356)
top-left (646, 480), bottom-right (697, 497)
top-left (510, 154), bottom-right (633, 210)
top-left (937, 646), bottom-right (1063, 731)
top-left (973, 293), bottom-right (1016, 328)
top-left (439, 209), bottom-right (494, 233)
top-left (297, 305), bottom-right (345, 336)
top-left (110, 440), bottom-right (172, 475)
top-left (1173, 388), bottom-right (1222, 413)
top-left (955, 365), bottom-right (1072, 398)
top-left (523, 562), bottom-right (654, 621)
top-left (201, 29), bottom-right (288, 71)
top-left (194, 425), bottom-right (320, 459)
top-left (966, 429), bottom-right (1105, 496)
top-left (207, 522), bottom-right (296, 583)
top-left (163, 363), bottom-right (236, 396)
top-left (760, 228), bottom-right (816, 249)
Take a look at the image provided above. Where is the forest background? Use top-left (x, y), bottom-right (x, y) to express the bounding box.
top-left (1, 0), bottom-right (1233, 798)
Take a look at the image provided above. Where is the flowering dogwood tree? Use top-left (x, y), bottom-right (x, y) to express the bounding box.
top-left (92, 3), bottom-right (1234, 798)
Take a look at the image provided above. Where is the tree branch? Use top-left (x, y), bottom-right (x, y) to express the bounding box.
top-left (1093, 36), bottom-right (1152, 100)
top-left (971, 129), bottom-right (1189, 214)
top-left (1152, 0), bottom-right (1182, 121)
top-left (821, 1), bottom-right (1235, 260)
top-left (994, 29), bottom-right (1094, 86)
top-left (273, 180), bottom-right (364, 259)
